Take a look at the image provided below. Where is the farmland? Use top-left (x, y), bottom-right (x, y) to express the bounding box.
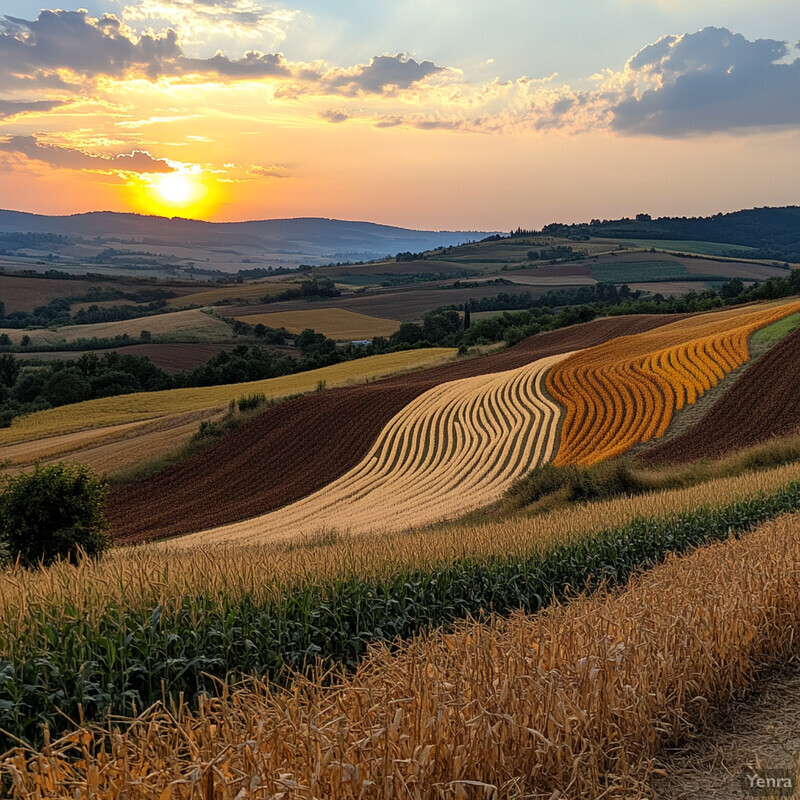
top-left (234, 307), bottom-right (401, 339)
top-left (165, 281), bottom-right (296, 308)
top-left (183, 352), bottom-right (570, 545)
top-left (0, 308), bottom-right (233, 346)
top-left (0, 348), bottom-right (457, 444)
top-left (109, 314), bottom-right (683, 543)
top-left (547, 301), bottom-right (800, 465)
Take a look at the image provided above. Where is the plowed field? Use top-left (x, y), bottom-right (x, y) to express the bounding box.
top-left (179, 353), bottom-right (570, 545)
top-left (641, 326), bottom-right (800, 465)
top-left (548, 302), bottom-right (800, 466)
top-left (109, 314), bottom-right (685, 543)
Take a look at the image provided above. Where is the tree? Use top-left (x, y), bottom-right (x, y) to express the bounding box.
top-left (463, 300), bottom-right (471, 330)
top-left (0, 334), bottom-right (10, 347)
top-left (0, 463), bottom-right (110, 566)
top-left (0, 353), bottom-right (20, 388)
top-left (41, 368), bottom-right (90, 406)
top-left (20, 335), bottom-right (31, 347)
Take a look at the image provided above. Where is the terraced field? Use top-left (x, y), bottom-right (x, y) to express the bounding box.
top-left (110, 314), bottom-right (684, 543)
top-left (183, 353), bottom-right (570, 545)
top-left (548, 302), bottom-right (800, 465)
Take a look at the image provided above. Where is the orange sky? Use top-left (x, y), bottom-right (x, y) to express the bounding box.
top-left (1, 5), bottom-right (799, 229)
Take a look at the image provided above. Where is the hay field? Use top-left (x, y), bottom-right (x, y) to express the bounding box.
top-left (0, 348), bottom-right (457, 445)
top-left (179, 352), bottom-right (567, 546)
top-left (0, 308), bottom-right (232, 346)
top-left (234, 307), bottom-right (400, 339)
top-left (548, 301), bottom-right (800, 465)
top-left (166, 282), bottom-right (295, 308)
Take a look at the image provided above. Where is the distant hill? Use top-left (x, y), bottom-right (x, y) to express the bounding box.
top-left (542, 206), bottom-right (800, 263)
top-left (0, 210), bottom-right (494, 265)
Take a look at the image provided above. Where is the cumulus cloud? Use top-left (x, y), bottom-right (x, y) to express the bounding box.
top-left (324, 54), bottom-right (443, 96)
top-left (611, 27), bottom-right (800, 135)
top-left (0, 99), bottom-right (65, 119)
top-left (0, 135), bottom-right (175, 173)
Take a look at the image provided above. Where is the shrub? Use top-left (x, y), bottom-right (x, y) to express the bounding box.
top-left (237, 392), bottom-right (266, 412)
top-left (0, 463), bottom-right (110, 566)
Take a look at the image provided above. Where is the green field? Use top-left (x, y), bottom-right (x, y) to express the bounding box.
top-left (751, 310), bottom-right (800, 345)
top-left (605, 239), bottom-right (758, 256)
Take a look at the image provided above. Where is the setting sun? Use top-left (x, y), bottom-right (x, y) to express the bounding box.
top-left (131, 171), bottom-right (217, 218)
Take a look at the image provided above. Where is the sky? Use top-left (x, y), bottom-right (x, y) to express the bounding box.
top-left (0, 1), bottom-right (798, 230)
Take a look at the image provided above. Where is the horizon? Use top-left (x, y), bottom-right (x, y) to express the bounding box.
top-left (1, 3), bottom-right (798, 229)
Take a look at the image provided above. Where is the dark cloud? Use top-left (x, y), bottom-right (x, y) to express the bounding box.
top-left (180, 50), bottom-right (290, 78)
top-left (0, 99), bottom-right (64, 118)
top-left (319, 108), bottom-right (349, 123)
top-left (612, 27), bottom-right (800, 135)
top-left (0, 135), bottom-right (174, 173)
top-left (326, 54), bottom-right (443, 95)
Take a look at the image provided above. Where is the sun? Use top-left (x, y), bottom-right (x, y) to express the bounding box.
top-left (131, 171), bottom-right (217, 218)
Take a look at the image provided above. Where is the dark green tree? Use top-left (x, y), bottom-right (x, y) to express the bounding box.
top-left (0, 463), bottom-right (110, 566)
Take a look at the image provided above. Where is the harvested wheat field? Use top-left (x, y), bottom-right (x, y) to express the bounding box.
top-left (0, 349), bottom-right (456, 445)
top-left (641, 325), bottom-right (800, 465)
top-left (9, 511), bottom-right (800, 799)
top-left (234, 307), bottom-right (401, 339)
top-left (110, 314), bottom-right (684, 543)
top-left (0, 308), bottom-right (232, 347)
top-left (179, 352), bottom-right (570, 546)
top-left (548, 301), bottom-right (800, 465)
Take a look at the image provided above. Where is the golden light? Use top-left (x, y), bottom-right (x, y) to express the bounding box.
top-left (131, 171), bottom-right (219, 218)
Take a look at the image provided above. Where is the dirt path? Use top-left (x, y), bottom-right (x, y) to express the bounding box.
top-left (654, 667), bottom-right (800, 800)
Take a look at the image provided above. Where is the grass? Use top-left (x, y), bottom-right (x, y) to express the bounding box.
top-left (751, 309), bottom-right (800, 345)
top-left (233, 308), bottom-right (401, 340)
top-left (0, 348), bottom-right (457, 444)
top-left (0, 308), bottom-right (233, 347)
top-left (165, 282), bottom-right (295, 308)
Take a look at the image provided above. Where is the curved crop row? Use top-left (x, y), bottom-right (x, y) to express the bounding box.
top-left (547, 302), bottom-right (800, 466)
top-left (178, 352), bottom-right (572, 545)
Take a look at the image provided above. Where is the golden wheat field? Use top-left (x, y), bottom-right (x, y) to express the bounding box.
top-left (0, 348), bottom-right (457, 445)
top-left (166, 282), bottom-right (295, 308)
top-left (234, 307), bottom-right (401, 339)
top-left (177, 352), bottom-right (570, 546)
top-left (7, 511), bottom-right (800, 799)
top-left (547, 301), bottom-right (800, 465)
top-left (0, 308), bottom-right (235, 347)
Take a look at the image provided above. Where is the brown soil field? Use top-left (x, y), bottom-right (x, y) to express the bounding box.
top-left (640, 326), bottom-right (800, 465)
top-left (109, 313), bottom-right (686, 544)
top-left (24, 343), bottom-right (238, 372)
top-left (234, 308), bottom-right (400, 339)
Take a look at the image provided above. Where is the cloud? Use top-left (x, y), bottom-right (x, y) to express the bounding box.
top-left (0, 135), bottom-right (175, 173)
top-left (122, 0), bottom-right (297, 42)
top-left (319, 108), bottom-right (349, 124)
top-left (0, 99), bottom-right (65, 119)
top-left (324, 54), bottom-right (444, 96)
top-left (610, 27), bottom-right (800, 135)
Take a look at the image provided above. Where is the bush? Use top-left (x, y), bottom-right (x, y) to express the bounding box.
top-left (237, 392), bottom-right (266, 412)
top-left (0, 463), bottom-right (111, 566)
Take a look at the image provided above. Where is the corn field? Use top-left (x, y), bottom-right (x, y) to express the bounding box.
top-left (6, 509), bottom-right (800, 799)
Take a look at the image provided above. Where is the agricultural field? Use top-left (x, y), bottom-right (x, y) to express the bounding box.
top-left (234, 307), bottom-right (401, 339)
top-left (0, 308), bottom-right (233, 346)
top-left (185, 352), bottom-right (570, 545)
top-left (109, 314), bottom-right (683, 543)
top-left (591, 259), bottom-right (701, 283)
top-left (0, 348), bottom-right (457, 444)
top-left (548, 302), bottom-right (800, 465)
top-left (165, 281), bottom-right (296, 308)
